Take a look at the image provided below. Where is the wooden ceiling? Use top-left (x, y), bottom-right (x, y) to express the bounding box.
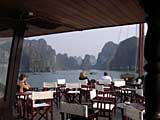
top-left (0, 0), bottom-right (145, 37)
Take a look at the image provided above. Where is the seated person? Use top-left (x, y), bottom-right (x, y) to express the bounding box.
top-left (79, 71), bottom-right (91, 84)
top-left (136, 75), bottom-right (144, 84)
top-left (79, 71), bottom-right (88, 80)
top-left (101, 72), bottom-right (112, 84)
top-left (135, 75), bottom-right (145, 89)
top-left (18, 74), bottom-right (31, 94)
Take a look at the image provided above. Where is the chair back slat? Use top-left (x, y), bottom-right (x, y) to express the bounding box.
top-left (90, 89), bottom-right (97, 99)
top-left (97, 79), bottom-right (111, 85)
top-left (57, 79), bottom-right (66, 85)
top-left (80, 80), bottom-right (88, 86)
top-left (43, 82), bottom-right (57, 88)
top-left (96, 91), bottom-right (116, 102)
top-left (95, 84), bottom-right (104, 92)
top-left (61, 102), bottom-right (88, 117)
top-left (113, 79), bottom-right (126, 87)
top-left (66, 83), bottom-right (80, 89)
top-left (31, 91), bottom-right (54, 100)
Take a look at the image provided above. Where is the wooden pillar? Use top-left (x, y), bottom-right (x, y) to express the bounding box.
top-left (138, 23), bottom-right (144, 77)
top-left (141, 1), bottom-right (160, 119)
top-left (144, 19), bottom-right (160, 119)
top-left (3, 21), bottom-right (26, 119)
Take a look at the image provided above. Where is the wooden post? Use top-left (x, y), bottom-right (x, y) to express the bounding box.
top-left (140, 1), bottom-right (160, 119)
top-left (138, 23), bottom-right (144, 77)
top-left (3, 21), bottom-right (26, 119)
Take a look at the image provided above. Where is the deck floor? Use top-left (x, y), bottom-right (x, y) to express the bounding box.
top-left (16, 105), bottom-right (122, 120)
top-left (52, 103), bottom-right (122, 120)
top-left (14, 102), bottom-right (123, 120)
top-left (14, 94), bottom-right (123, 120)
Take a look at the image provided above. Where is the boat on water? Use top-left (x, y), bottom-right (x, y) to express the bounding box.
top-left (120, 72), bottom-right (135, 80)
top-left (89, 72), bottom-right (97, 75)
top-left (120, 72), bottom-right (136, 85)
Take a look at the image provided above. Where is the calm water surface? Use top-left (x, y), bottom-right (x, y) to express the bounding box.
top-left (24, 70), bottom-right (134, 88)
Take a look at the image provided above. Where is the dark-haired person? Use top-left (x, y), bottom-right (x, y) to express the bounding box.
top-left (101, 72), bottom-right (112, 84)
top-left (18, 74), bottom-right (31, 94)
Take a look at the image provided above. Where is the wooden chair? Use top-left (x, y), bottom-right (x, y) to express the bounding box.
top-left (135, 89), bottom-right (145, 105)
top-left (95, 84), bottom-right (104, 92)
top-left (65, 83), bottom-right (81, 103)
top-left (65, 83), bottom-right (81, 92)
top-left (15, 83), bottom-right (40, 118)
top-left (26, 91), bottom-right (54, 120)
top-left (15, 92), bottom-right (26, 118)
top-left (66, 83), bottom-right (80, 90)
top-left (43, 82), bottom-right (59, 104)
top-left (15, 85), bottom-right (36, 118)
top-left (90, 89), bottom-right (97, 100)
top-left (60, 101), bottom-right (99, 120)
top-left (91, 91), bottom-right (116, 120)
top-left (81, 84), bottom-right (95, 102)
top-left (97, 79), bottom-right (111, 86)
top-left (57, 79), bottom-right (66, 87)
top-left (29, 87), bottom-right (39, 91)
top-left (56, 79), bottom-right (66, 103)
top-left (80, 79), bottom-right (88, 86)
top-left (120, 87), bottom-right (135, 103)
top-left (124, 103), bottom-right (145, 120)
top-left (113, 79), bottom-right (126, 88)
top-left (43, 82), bottom-right (57, 91)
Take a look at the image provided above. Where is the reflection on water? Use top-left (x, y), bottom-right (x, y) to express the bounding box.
top-left (24, 70), bottom-right (132, 88)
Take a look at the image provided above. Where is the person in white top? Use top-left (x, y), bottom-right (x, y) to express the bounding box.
top-left (101, 72), bottom-right (112, 84)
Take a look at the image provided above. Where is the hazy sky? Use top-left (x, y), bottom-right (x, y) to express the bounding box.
top-left (28, 24), bottom-right (147, 58)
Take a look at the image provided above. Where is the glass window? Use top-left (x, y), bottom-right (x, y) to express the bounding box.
top-left (0, 37), bottom-right (12, 98)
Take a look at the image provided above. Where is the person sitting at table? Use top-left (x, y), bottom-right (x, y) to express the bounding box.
top-left (101, 72), bottom-right (112, 84)
top-left (79, 71), bottom-right (91, 84)
top-left (135, 75), bottom-right (145, 89)
top-left (18, 74), bottom-right (31, 94)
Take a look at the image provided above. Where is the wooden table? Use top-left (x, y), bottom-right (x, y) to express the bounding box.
top-left (16, 91), bottom-right (32, 118)
top-left (81, 85), bottom-right (94, 102)
top-left (66, 90), bottom-right (81, 104)
top-left (117, 103), bottom-right (145, 120)
top-left (128, 83), bottom-right (142, 89)
top-left (120, 87), bottom-right (136, 102)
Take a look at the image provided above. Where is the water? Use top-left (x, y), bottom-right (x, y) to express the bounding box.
top-left (24, 70), bottom-right (132, 88)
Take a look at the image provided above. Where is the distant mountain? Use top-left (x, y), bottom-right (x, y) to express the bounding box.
top-left (90, 55), bottom-right (97, 66)
top-left (0, 36), bottom-right (140, 72)
top-left (55, 54), bottom-right (80, 70)
top-left (67, 56), bottom-right (81, 70)
top-left (20, 39), bottom-right (57, 72)
top-left (81, 54), bottom-right (96, 70)
top-left (73, 56), bottom-right (83, 66)
top-left (21, 39), bottom-right (82, 72)
top-left (55, 53), bottom-right (69, 70)
top-left (94, 41), bottom-right (118, 70)
top-left (109, 36), bottom-right (138, 70)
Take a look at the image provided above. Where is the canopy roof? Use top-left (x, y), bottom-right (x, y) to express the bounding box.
top-left (0, 0), bottom-right (145, 37)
